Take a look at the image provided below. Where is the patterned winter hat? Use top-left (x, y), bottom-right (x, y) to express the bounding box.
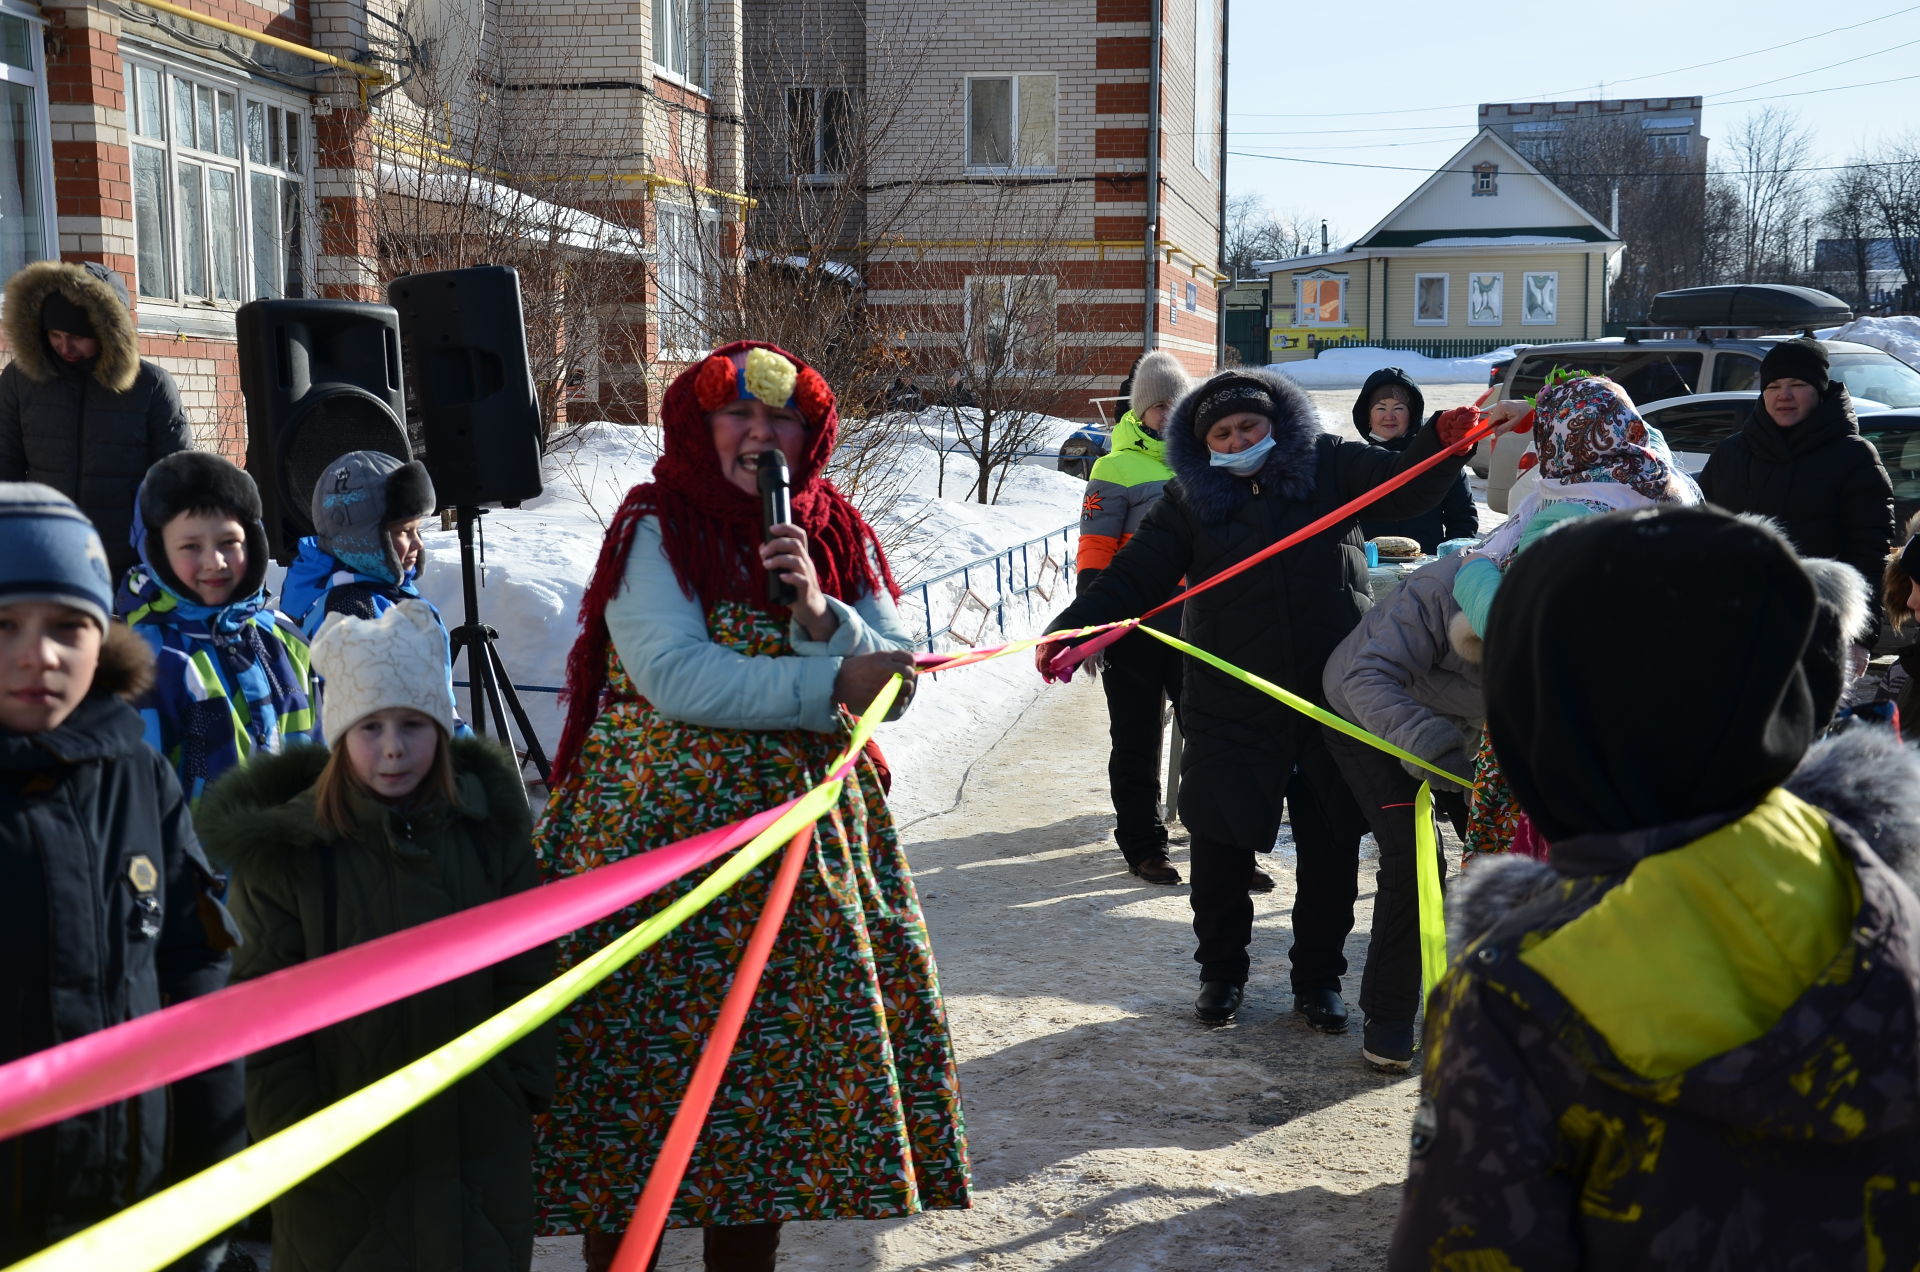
top-left (1189, 372), bottom-right (1279, 440)
top-left (310, 600), bottom-right (456, 740)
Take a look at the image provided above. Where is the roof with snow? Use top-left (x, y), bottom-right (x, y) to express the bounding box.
top-left (376, 162), bottom-right (649, 258)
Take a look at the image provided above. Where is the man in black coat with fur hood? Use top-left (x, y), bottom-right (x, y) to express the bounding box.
top-left (1043, 368), bottom-right (1508, 1029)
top-left (0, 260), bottom-right (194, 580)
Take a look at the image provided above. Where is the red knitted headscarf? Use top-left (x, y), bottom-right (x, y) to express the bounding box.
top-left (550, 340), bottom-right (901, 784)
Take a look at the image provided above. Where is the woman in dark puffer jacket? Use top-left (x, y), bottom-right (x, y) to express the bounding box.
top-left (1040, 368), bottom-right (1514, 1029)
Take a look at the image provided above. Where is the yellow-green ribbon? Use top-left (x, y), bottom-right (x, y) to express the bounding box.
top-left (1413, 782), bottom-right (1448, 993)
top-left (5, 678), bottom-right (902, 1272)
top-left (1129, 625), bottom-right (1455, 989)
top-left (1133, 625), bottom-right (1472, 787)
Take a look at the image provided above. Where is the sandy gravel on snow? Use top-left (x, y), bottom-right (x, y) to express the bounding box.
top-left (538, 675), bottom-right (1432, 1272)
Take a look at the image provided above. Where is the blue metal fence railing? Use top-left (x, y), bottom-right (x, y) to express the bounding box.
top-left (904, 522), bottom-right (1079, 653)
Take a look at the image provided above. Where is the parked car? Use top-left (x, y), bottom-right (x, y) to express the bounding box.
top-left (1468, 350), bottom-right (1525, 477)
top-left (1482, 339), bottom-right (1920, 511)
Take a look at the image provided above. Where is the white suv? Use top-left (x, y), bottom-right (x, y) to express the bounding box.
top-left (1483, 337), bottom-right (1920, 511)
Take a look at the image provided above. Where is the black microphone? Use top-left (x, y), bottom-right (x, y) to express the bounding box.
top-left (756, 450), bottom-right (797, 607)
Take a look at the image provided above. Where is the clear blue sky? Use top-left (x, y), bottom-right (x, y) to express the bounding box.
top-left (1226, 0), bottom-right (1920, 244)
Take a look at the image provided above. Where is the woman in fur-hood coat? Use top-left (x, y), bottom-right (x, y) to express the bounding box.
top-left (0, 260), bottom-right (193, 579)
top-left (1044, 366), bottom-right (1477, 1022)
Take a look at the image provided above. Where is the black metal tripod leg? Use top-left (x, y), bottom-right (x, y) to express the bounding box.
top-left (484, 638), bottom-right (552, 782)
top-left (447, 626), bottom-right (489, 738)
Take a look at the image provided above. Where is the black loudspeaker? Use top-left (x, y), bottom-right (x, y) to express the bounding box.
top-left (387, 266), bottom-right (544, 508)
top-left (238, 299), bottom-right (411, 563)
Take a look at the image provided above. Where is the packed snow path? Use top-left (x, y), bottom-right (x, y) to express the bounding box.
top-left (536, 675), bottom-right (1421, 1272)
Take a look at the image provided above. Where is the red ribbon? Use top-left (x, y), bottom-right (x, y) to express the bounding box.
top-left (1044, 419), bottom-right (1495, 680)
top-left (612, 825), bottom-right (816, 1270)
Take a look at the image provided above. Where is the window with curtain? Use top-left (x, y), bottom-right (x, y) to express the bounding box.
top-left (0, 9), bottom-right (54, 282)
top-left (652, 0), bottom-right (708, 90)
top-left (965, 74), bottom-right (1056, 172)
top-left (966, 275), bottom-right (1056, 374)
top-left (126, 54), bottom-right (308, 307)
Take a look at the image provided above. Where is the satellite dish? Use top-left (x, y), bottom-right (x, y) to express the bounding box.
top-left (401, 0), bottom-right (486, 108)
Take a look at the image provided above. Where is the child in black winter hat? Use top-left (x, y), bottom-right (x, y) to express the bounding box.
top-left (0, 482), bottom-right (242, 1268)
top-left (116, 450), bottom-right (319, 804)
top-left (1391, 505), bottom-right (1920, 1272)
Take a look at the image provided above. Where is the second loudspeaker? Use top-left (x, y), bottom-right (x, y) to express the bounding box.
top-left (389, 265), bottom-right (544, 507)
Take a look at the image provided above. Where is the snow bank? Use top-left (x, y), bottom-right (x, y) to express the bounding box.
top-left (311, 421), bottom-right (1087, 823)
top-left (1266, 345), bottom-right (1516, 388)
top-left (1832, 316), bottom-right (1920, 368)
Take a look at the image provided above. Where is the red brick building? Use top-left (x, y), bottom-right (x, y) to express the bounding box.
top-left (0, 0), bottom-right (749, 450)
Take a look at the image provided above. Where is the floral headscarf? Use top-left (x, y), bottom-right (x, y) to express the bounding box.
top-left (1476, 372), bottom-right (1700, 566)
top-left (1533, 372), bottom-right (1690, 500)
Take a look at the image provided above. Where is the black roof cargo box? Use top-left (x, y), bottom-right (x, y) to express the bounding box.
top-left (1647, 284), bottom-right (1854, 330)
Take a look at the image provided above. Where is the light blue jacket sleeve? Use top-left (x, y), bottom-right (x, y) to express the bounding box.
top-left (604, 518), bottom-right (908, 733)
top-left (1455, 501), bottom-right (1599, 636)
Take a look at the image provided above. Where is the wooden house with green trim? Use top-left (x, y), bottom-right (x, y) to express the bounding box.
top-left (1255, 129), bottom-right (1624, 362)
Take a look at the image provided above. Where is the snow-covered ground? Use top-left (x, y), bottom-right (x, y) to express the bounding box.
top-left (1831, 315), bottom-right (1920, 367)
top-left (317, 421), bottom-right (1089, 823)
top-left (1265, 346), bottom-right (1514, 389)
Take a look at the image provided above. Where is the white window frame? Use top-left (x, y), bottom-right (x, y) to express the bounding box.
top-left (1467, 271), bottom-right (1504, 326)
top-left (1473, 165), bottom-right (1498, 195)
top-left (1295, 271), bottom-right (1347, 328)
top-left (124, 49), bottom-right (311, 314)
top-left (965, 273), bottom-right (1056, 375)
top-left (785, 85), bottom-right (853, 184)
top-left (652, 0), bottom-right (709, 93)
top-left (0, 2), bottom-right (56, 282)
top-left (963, 73), bottom-right (1057, 175)
top-left (1413, 272), bottom-right (1449, 326)
top-left (1648, 133), bottom-right (1691, 158)
top-left (655, 200), bottom-right (719, 361)
top-left (1521, 271), bottom-right (1559, 326)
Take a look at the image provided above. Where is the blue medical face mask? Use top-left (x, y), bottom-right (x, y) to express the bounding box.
top-left (1208, 432), bottom-right (1276, 474)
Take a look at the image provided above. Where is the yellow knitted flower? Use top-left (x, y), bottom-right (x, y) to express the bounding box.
top-left (743, 346), bottom-right (798, 407)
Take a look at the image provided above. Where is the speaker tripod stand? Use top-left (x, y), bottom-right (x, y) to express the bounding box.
top-left (446, 506), bottom-right (552, 783)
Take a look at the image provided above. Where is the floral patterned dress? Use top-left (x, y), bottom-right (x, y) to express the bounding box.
top-left (531, 601), bottom-right (971, 1231)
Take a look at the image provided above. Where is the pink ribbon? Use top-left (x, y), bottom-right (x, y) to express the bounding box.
top-left (0, 796), bottom-right (801, 1142)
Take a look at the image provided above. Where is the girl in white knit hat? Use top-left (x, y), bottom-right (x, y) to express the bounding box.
top-left (197, 600), bottom-right (553, 1272)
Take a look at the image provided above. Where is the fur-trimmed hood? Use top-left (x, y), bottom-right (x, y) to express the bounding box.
top-left (1448, 728), bottom-right (1920, 960)
top-left (1164, 367), bottom-right (1324, 524)
top-left (1, 260), bottom-right (139, 392)
top-left (93, 620), bottom-right (156, 701)
top-left (197, 736), bottom-right (530, 873)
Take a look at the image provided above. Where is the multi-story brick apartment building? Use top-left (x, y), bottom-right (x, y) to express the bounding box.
top-left (745, 0), bottom-right (1227, 419)
top-left (0, 0), bottom-right (748, 455)
top-left (1479, 97), bottom-right (1707, 169)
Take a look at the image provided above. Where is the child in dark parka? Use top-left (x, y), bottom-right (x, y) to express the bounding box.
top-left (0, 482), bottom-right (241, 1269)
